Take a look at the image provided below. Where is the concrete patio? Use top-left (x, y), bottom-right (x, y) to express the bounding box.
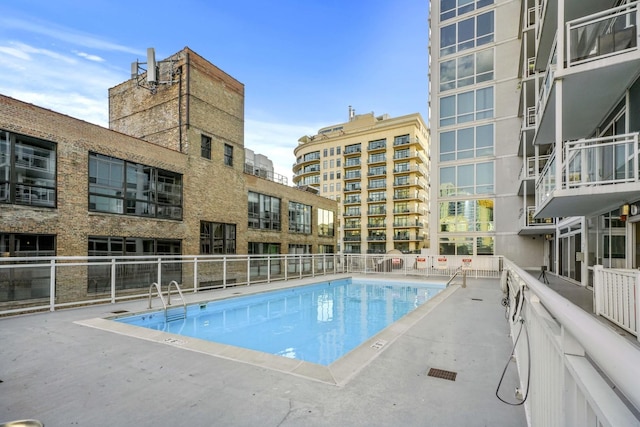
top-left (1, 275), bottom-right (527, 426)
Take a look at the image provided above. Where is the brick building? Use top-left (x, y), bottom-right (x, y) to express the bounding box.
top-left (0, 47), bottom-right (337, 306)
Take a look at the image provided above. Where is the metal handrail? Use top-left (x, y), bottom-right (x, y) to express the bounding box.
top-left (167, 280), bottom-right (186, 321)
top-left (148, 282), bottom-right (166, 310)
top-left (446, 266), bottom-right (465, 287)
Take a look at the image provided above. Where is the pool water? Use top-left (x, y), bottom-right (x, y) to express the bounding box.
top-left (116, 278), bottom-right (444, 366)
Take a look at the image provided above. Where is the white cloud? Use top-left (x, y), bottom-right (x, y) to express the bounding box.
top-left (76, 51), bottom-right (106, 62)
top-left (0, 16), bottom-right (141, 55)
top-left (244, 119), bottom-right (319, 184)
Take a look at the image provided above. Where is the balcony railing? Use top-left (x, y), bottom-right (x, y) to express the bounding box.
top-left (525, 206), bottom-right (555, 227)
top-left (567, 2), bottom-right (639, 67)
top-left (536, 34), bottom-right (557, 126)
top-left (536, 133), bottom-right (640, 207)
top-left (593, 265), bottom-right (639, 339)
top-left (519, 154), bottom-right (551, 181)
top-left (504, 260), bottom-right (640, 426)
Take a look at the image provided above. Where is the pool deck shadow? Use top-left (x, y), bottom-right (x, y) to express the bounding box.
top-left (1, 274), bottom-right (526, 426)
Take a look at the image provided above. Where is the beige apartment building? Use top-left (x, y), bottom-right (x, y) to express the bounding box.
top-left (0, 47), bottom-right (337, 309)
top-left (293, 110), bottom-right (430, 254)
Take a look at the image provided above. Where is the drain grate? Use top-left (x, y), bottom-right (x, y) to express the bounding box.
top-left (111, 310), bottom-right (129, 314)
top-left (471, 298), bottom-right (483, 301)
top-left (427, 368), bottom-right (457, 381)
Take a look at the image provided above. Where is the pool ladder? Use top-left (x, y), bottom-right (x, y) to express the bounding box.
top-left (148, 280), bottom-right (187, 322)
top-left (446, 266), bottom-right (467, 288)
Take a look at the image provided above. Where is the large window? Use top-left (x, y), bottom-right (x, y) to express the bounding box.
top-left (318, 208), bottom-right (335, 237)
top-left (87, 236), bottom-right (181, 292)
top-left (289, 201), bottom-right (312, 234)
top-left (440, 0), bottom-right (494, 21)
top-left (440, 49), bottom-right (494, 92)
top-left (89, 153), bottom-right (183, 219)
top-left (440, 10), bottom-right (494, 56)
top-left (439, 236), bottom-right (494, 255)
top-left (0, 130), bottom-right (56, 207)
top-left (248, 192), bottom-right (281, 230)
top-left (439, 199), bottom-right (494, 232)
top-left (439, 86), bottom-right (494, 127)
top-left (200, 222), bottom-right (236, 254)
top-left (440, 161), bottom-right (494, 196)
top-left (440, 124), bottom-right (494, 162)
top-left (0, 233), bottom-right (55, 302)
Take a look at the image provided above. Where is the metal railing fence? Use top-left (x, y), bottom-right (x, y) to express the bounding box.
top-left (0, 253), bottom-right (502, 315)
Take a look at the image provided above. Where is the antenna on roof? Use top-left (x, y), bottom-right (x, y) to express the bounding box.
top-left (131, 47), bottom-right (179, 94)
top-left (146, 48), bottom-right (157, 84)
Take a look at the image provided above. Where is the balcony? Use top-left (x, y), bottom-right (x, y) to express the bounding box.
top-left (535, 133), bottom-right (640, 217)
top-left (367, 222), bottom-right (386, 229)
top-left (519, 206), bottom-right (556, 235)
top-left (535, 3), bottom-right (640, 146)
top-left (518, 154), bottom-right (551, 196)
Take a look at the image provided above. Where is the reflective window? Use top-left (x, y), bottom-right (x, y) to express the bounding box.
top-left (440, 49), bottom-right (494, 91)
top-left (289, 201), bottom-right (312, 234)
top-left (440, 0), bottom-right (494, 21)
top-left (0, 130), bottom-right (56, 207)
top-left (438, 199), bottom-right (494, 233)
top-left (200, 222), bottom-right (236, 254)
top-left (248, 191), bottom-right (281, 230)
top-left (439, 87), bottom-right (494, 127)
top-left (439, 161), bottom-right (494, 196)
top-left (440, 11), bottom-right (494, 56)
top-left (440, 124), bottom-right (494, 161)
top-left (89, 153), bottom-right (183, 219)
top-left (318, 208), bottom-right (335, 237)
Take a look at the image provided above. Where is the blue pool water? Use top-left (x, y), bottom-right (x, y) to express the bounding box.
top-left (116, 278), bottom-right (444, 365)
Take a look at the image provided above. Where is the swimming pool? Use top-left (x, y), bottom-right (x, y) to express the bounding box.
top-left (115, 277), bottom-right (444, 366)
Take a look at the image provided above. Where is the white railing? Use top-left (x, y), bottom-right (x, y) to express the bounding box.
top-left (567, 2), bottom-right (639, 67)
top-left (593, 265), bottom-right (639, 339)
top-left (535, 150), bottom-right (556, 207)
top-left (536, 34), bottom-right (557, 128)
top-left (525, 206), bottom-right (555, 227)
top-left (565, 133), bottom-right (640, 187)
top-left (505, 260), bottom-right (640, 426)
top-left (0, 254), bottom-right (503, 315)
top-left (535, 133), bottom-right (640, 209)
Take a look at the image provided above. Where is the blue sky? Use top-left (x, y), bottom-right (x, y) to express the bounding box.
top-left (0, 0), bottom-right (429, 180)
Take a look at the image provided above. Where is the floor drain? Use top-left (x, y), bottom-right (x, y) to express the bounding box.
top-left (427, 368), bottom-right (457, 381)
top-left (471, 298), bottom-right (483, 301)
top-left (371, 340), bottom-right (387, 350)
top-left (111, 310), bottom-right (129, 314)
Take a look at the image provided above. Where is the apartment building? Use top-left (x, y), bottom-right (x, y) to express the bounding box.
top-left (430, 0), bottom-right (640, 285)
top-left (293, 110), bottom-right (430, 254)
top-left (0, 47), bottom-right (337, 308)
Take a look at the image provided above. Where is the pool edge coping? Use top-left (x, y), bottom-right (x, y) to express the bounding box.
top-left (74, 278), bottom-right (459, 386)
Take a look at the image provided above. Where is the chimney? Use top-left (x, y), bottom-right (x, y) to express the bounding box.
top-left (349, 105), bottom-right (355, 121)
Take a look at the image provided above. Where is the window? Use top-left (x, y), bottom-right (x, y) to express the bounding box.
top-left (368, 178), bottom-right (386, 189)
top-left (368, 165), bottom-right (386, 176)
top-left (441, 0), bottom-right (494, 22)
top-left (438, 236), bottom-right (494, 255)
top-left (323, 172), bottom-right (328, 181)
top-left (318, 208), bottom-right (335, 237)
top-left (439, 87), bottom-right (494, 127)
top-left (344, 143), bottom-right (361, 154)
top-left (440, 124), bottom-right (494, 161)
top-left (330, 147), bottom-right (335, 156)
top-left (304, 151), bottom-right (320, 161)
top-left (248, 192), bottom-right (281, 230)
top-left (323, 149), bottom-right (328, 157)
top-left (87, 236), bottom-right (181, 292)
top-left (368, 153), bottom-right (386, 163)
top-left (0, 233), bottom-right (55, 301)
top-left (224, 144), bottom-right (233, 166)
top-left (201, 134), bottom-right (212, 159)
top-left (336, 146), bottom-right (341, 155)
top-left (319, 245), bottom-right (334, 254)
top-left (440, 49), bottom-right (494, 92)
top-left (336, 159), bottom-right (341, 167)
top-left (330, 159), bottom-right (334, 168)
top-left (368, 139), bottom-right (386, 150)
top-left (289, 201), bottom-right (311, 234)
top-left (440, 161), bottom-right (494, 196)
top-left (439, 199), bottom-right (494, 233)
top-left (89, 153), bottom-right (183, 219)
top-left (248, 242), bottom-right (280, 254)
top-left (200, 221), bottom-right (236, 254)
top-left (440, 11), bottom-right (494, 56)
top-left (0, 130), bottom-right (56, 207)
